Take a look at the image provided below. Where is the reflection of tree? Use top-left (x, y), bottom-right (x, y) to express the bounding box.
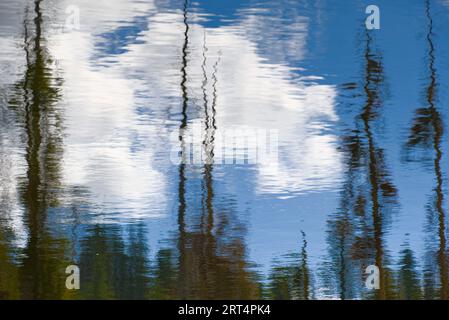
top-left (0, 1), bottom-right (155, 300)
top-left (404, 0), bottom-right (447, 300)
top-left (324, 30), bottom-right (397, 299)
top-left (398, 240), bottom-right (422, 300)
top-left (267, 232), bottom-right (311, 300)
top-left (148, 2), bottom-right (260, 299)
top-left (4, 0), bottom-right (70, 299)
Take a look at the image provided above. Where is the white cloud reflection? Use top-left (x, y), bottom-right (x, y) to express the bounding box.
top-left (48, 0), bottom-right (342, 219)
top-left (0, 0), bottom-right (342, 227)
top-left (0, 1), bottom-right (28, 247)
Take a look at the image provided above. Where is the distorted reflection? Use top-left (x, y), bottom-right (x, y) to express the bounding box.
top-left (0, 0), bottom-right (449, 299)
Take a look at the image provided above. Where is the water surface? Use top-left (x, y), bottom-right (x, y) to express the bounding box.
top-left (1, 0), bottom-right (449, 299)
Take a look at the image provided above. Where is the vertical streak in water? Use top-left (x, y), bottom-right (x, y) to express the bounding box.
top-left (180, 0), bottom-right (190, 131)
top-left (300, 231), bottom-right (310, 300)
top-left (425, 0), bottom-right (447, 299)
top-left (23, 1), bottom-right (45, 298)
top-left (204, 51), bottom-right (220, 292)
top-left (200, 32), bottom-right (215, 247)
top-left (199, 30), bottom-right (220, 246)
top-left (177, 0), bottom-right (189, 300)
top-left (199, 32), bottom-right (214, 244)
top-left (197, 31), bottom-right (211, 289)
top-left (201, 31), bottom-right (209, 143)
top-left (211, 56), bottom-right (220, 134)
top-left (361, 31), bottom-right (385, 300)
top-left (404, 0), bottom-right (447, 299)
top-left (15, 0), bottom-right (66, 299)
top-left (337, 223), bottom-right (347, 299)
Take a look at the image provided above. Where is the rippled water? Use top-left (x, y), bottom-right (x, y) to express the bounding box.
top-left (1, 0), bottom-right (449, 299)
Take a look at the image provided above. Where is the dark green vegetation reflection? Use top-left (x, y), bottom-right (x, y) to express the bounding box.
top-left (1, 0), bottom-right (449, 300)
